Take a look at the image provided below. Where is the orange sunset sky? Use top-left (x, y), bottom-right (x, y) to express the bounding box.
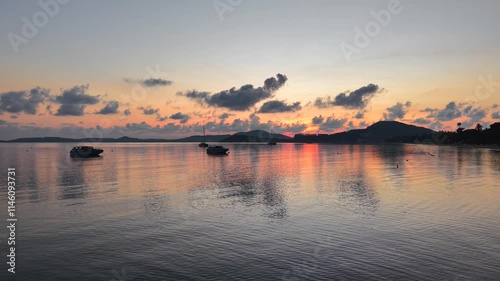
top-left (1, 0), bottom-right (499, 140)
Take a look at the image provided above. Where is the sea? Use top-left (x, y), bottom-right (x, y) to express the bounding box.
top-left (0, 142), bottom-right (499, 280)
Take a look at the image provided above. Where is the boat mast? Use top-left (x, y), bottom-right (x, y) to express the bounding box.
top-left (203, 125), bottom-right (206, 142)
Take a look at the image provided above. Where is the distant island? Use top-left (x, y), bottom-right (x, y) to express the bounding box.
top-left (2, 121), bottom-right (499, 146)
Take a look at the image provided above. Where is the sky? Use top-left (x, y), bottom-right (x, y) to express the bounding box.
top-left (1, 0), bottom-right (499, 140)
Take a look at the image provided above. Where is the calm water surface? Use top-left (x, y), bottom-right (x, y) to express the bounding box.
top-left (0, 143), bottom-right (499, 280)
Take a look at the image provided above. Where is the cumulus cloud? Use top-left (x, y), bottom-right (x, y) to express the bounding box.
top-left (277, 123), bottom-right (307, 133)
top-left (354, 111), bottom-right (365, 119)
top-left (461, 107), bottom-right (487, 128)
top-left (0, 87), bottom-right (50, 115)
top-left (138, 106), bottom-right (160, 115)
top-left (170, 112), bottom-right (190, 124)
top-left (413, 118), bottom-right (431, 125)
top-left (319, 117), bottom-right (347, 131)
top-left (383, 101), bottom-right (411, 121)
top-left (123, 109), bottom-right (131, 116)
top-left (314, 84), bottom-right (380, 109)
top-left (55, 85), bottom-right (99, 105)
top-left (257, 100), bottom-right (301, 113)
top-left (219, 112), bottom-right (230, 120)
top-left (435, 102), bottom-right (462, 121)
top-left (96, 101), bottom-right (119, 115)
top-left (54, 85), bottom-right (100, 116)
top-left (137, 105), bottom-right (168, 121)
top-left (0, 114), bottom-right (311, 140)
top-left (55, 104), bottom-right (87, 116)
top-left (421, 101), bottom-right (488, 128)
top-left (429, 121), bottom-right (444, 131)
top-left (312, 115), bottom-right (324, 125)
top-left (124, 78), bottom-right (173, 87)
top-left (177, 74), bottom-right (288, 111)
top-left (492, 112), bottom-right (500, 119)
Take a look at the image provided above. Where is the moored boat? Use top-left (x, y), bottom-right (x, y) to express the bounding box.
top-left (70, 146), bottom-right (103, 157)
top-left (199, 125), bottom-right (209, 147)
top-left (206, 145), bottom-right (229, 155)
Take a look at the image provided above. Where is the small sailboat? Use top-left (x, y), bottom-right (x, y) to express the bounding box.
top-left (199, 125), bottom-right (209, 147)
top-left (267, 129), bottom-right (277, 145)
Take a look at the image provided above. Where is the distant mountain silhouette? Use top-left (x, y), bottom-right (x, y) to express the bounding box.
top-left (294, 121), bottom-right (435, 143)
top-left (365, 121), bottom-right (434, 138)
top-left (176, 134), bottom-right (231, 142)
top-left (6, 121), bottom-right (436, 143)
top-left (220, 130), bottom-right (292, 142)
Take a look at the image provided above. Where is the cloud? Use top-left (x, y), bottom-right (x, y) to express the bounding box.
top-left (177, 74), bottom-right (288, 111)
top-left (461, 107), bottom-right (487, 128)
top-left (257, 100), bottom-right (301, 113)
top-left (319, 117), bottom-right (347, 131)
top-left (421, 107), bottom-right (438, 113)
top-left (54, 85), bottom-right (100, 116)
top-left (492, 112), bottom-right (500, 119)
top-left (170, 112), bottom-right (190, 124)
top-left (0, 115), bottom-right (310, 140)
top-left (55, 104), bottom-right (86, 116)
top-left (383, 101), bottom-right (411, 121)
top-left (0, 87), bottom-right (50, 115)
top-left (413, 118), bottom-right (431, 125)
top-left (429, 121), bottom-right (444, 131)
top-left (314, 84), bottom-right (380, 109)
top-left (218, 112), bottom-right (230, 119)
top-left (312, 115), bottom-right (324, 125)
top-left (277, 123), bottom-right (307, 133)
top-left (435, 101), bottom-right (462, 121)
top-left (423, 102), bottom-right (488, 128)
top-left (137, 105), bottom-right (168, 121)
top-left (54, 85), bottom-right (99, 105)
top-left (96, 101), bottom-right (119, 115)
top-left (138, 106), bottom-right (160, 115)
top-left (123, 109), bottom-right (131, 116)
top-left (124, 78), bottom-right (173, 87)
top-left (142, 78), bottom-right (172, 87)
top-left (354, 111), bottom-right (365, 119)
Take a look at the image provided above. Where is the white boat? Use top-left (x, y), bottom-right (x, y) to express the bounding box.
top-left (206, 145), bottom-right (229, 155)
top-left (70, 146), bottom-right (103, 157)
